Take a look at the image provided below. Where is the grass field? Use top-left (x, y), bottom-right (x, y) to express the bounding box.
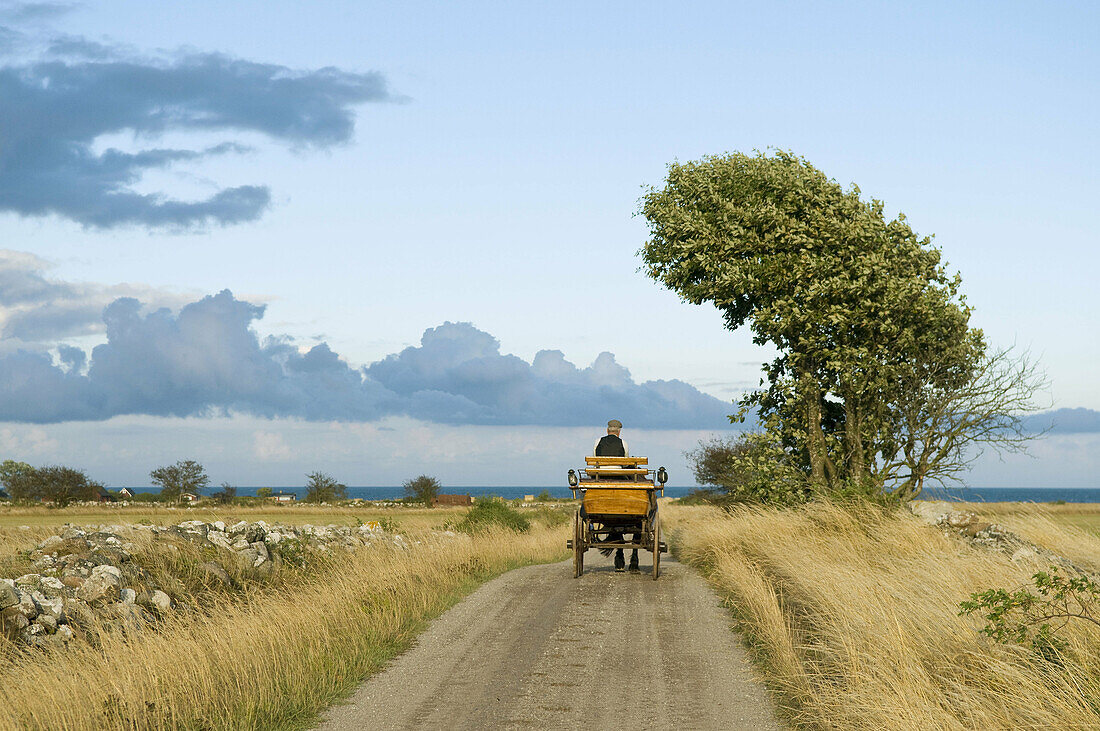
top-left (0, 516), bottom-right (570, 730)
top-left (666, 501), bottom-right (1100, 729)
top-left (0, 502), bottom-right (469, 530)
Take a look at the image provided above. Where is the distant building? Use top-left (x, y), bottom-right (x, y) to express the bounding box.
top-left (180, 492), bottom-right (199, 504)
top-left (117, 488), bottom-right (135, 499)
top-left (97, 487), bottom-right (116, 503)
top-left (431, 494), bottom-right (473, 507)
top-left (269, 491), bottom-right (296, 503)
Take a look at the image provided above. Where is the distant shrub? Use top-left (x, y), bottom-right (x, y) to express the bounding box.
top-left (451, 501), bottom-right (531, 534)
top-left (527, 505), bottom-right (570, 528)
top-left (304, 472), bottom-right (347, 503)
top-left (212, 483), bottom-right (237, 504)
top-left (536, 489), bottom-right (552, 502)
top-left (403, 475), bottom-right (441, 505)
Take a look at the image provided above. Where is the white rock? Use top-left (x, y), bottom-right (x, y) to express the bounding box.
top-left (39, 576), bottom-right (65, 591)
top-left (56, 624), bottom-right (74, 642)
top-left (265, 531), bottom-right (284, 544)
top-left (120, 588), bottom-right (137, 605)
top-left (213, 521), bottom-right (226, 532)
top-left (229, 521), bottom-right (249, 534)
top-left (17, 594), bottom-right (39, 619)
top-left (231, 538), bottom-right (251, 551)
top-left (208, 532), bottom-right (233, 550)
top-left (38, 596), bottom-right (64, 620)
top-left (91, 564), bottom-right (123, 581)
top-left (37, 614), bottom-right (57, 633)
top-left (150, 590), bottom-right (172, 612)
top-left (1011, 547), bottom-right (1038, 562)
top-left (178, 520), bottom-right (206, 530)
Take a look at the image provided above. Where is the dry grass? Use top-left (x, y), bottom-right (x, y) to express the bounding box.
top-left (0, 526), bottom-right (567, 730)
top-left (0, 502), bottom-right (467, 530)
top-left (665, 502), bottom-right (1100, 729)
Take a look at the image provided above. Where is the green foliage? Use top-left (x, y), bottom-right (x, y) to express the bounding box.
top-left (687, 431), bottom-right (811, 506)
top-left (256, 487), bottom-right (273, 499)
top-left (0, 459), bottom-right (33, 493)
top-left (403, 474), bottom-right (441, 504)
top-left (450, 500), bottom-right (531, 534)
top-left (304, 472), bottom-right (347, 503)
top-left (3, 464), bottom-right (103, 506)
top-left (526, 505), bottom-right (571, 528)
top-left (536, 489), bottom-right (552, 502)
top-left (959, 568), bottom-right (1100, 661)
top-left (150, 460), bottom-right (210, 501)
top-left (640, 150), bottom-right (1041, 498)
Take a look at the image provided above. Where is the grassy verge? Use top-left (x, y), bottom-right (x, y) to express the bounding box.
top-left (0, 503), bottom-right (468, 530)
top-left (0, 526), bottom-right (567, 730)
top-left (666, 501), bottom-right (1100, 728)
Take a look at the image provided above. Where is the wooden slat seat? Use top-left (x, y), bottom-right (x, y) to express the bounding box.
top-left (583, 468), bottom-right (649, 476)
top-left (578, 480), bottom-right (655, 489)
top-left (583, 488), bottom-right (650, 517)
top-left (585, 456), bottom-right (648, 466)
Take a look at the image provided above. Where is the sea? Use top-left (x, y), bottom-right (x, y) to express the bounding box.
top-left (113, 485), bottom-right (1100, 503)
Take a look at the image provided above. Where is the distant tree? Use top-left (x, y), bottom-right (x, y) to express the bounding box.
top-left (5, 465), bottom-right (102, 507)
top-left (304, 472), bottom-right (347, 503)
top-left (404, 475), bottom-right (442, 505)
top-left (150, 460), bottom-right (210, 502)
top-left (0, 460), bottom-right (34, 497)
top-left (212, 482), bottom-right (237, 504)
top-left (256, 487), bottom-right (273, 499)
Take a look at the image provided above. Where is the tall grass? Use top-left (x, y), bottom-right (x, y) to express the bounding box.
top-left (0, 527), bottom-right (566, 730)
top-left (668, 502), bottom-right (1100, 729)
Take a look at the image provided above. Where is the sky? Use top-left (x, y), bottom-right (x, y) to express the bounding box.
top-left (0, 1), bottom-right (1097, 488)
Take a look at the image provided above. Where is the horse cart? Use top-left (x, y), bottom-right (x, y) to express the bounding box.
top-left (566, 456), bottom-right (669, 579)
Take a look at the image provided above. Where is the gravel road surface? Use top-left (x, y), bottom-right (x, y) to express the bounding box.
top-left (318, 552), bottom-right (782, 730)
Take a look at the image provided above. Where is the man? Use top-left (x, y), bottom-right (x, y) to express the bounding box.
top-left (593, 419), bottom-right (628, 458)
top-left (593, 419), bottom-right (639, 572)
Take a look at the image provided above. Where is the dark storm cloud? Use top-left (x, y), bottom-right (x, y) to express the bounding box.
top-left (0, 291), bottom-right (733, 428)
top-left (0, 50), bottom-right (394, 228)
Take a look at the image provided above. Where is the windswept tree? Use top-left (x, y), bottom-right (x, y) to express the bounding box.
top-left (642, 150), bottom-right (1043, 499)
top-left (150, 460), bottom-right (210, 502)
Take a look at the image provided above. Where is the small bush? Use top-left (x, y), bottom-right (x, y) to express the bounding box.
top-left (451, 500), bottom-right (531, 534)
top-left (403, 475), bottom-right (441, 505)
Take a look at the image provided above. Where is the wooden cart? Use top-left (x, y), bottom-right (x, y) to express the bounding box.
top-left (566, 456), bottom-right (668, 580)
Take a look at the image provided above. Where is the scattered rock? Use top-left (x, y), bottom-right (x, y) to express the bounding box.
top-left (200, 561), bottom-right (232, 588)
top-left (0, 582), bottom-right (19, 609)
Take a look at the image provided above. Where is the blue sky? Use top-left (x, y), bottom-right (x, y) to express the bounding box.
top-left (0, 1), bottom-right (1097, 487)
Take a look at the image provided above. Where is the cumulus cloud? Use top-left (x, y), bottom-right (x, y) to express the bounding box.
top-left (0, 290), bottom-right (733, 428)
top-left (0, 249), bottom-right (192, 346)
top-left (1025, 408), bottom-right (1100, 434)
top-left (0, 42), bottom-right (394, 228)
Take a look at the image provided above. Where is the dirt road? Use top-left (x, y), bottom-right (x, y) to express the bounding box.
top-left (318, 553), bottom-right (782, 730)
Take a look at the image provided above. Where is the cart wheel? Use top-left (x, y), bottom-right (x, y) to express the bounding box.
top-left (651, 514), bottom-right (661, 581)
top-left (573, 510), bottom-right (585, 578)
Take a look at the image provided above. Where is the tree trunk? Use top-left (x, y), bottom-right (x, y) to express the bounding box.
top-left (802, 374), bottom-right (831, 488)
top-left (844, 398), bottom-right (866, 486)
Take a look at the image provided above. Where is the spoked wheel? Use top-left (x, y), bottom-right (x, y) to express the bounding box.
top-left (573, 510), bottom-right (585, 578)
top-left (651, 513), bottom-right (661, 581)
